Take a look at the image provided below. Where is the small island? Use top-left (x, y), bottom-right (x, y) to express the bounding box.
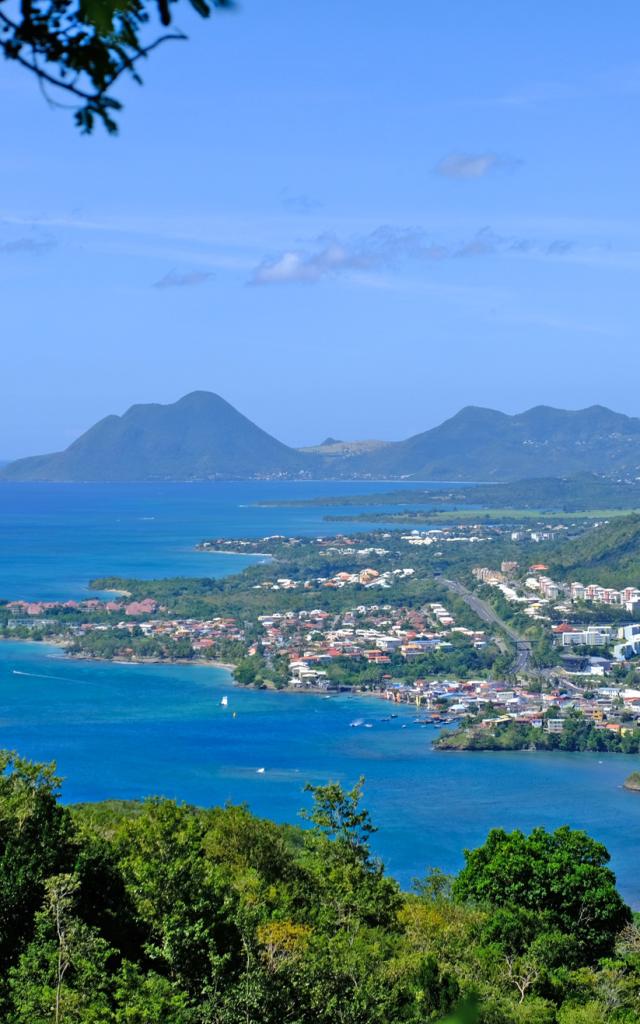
top-left (623, 771), bottom-right (640, 791)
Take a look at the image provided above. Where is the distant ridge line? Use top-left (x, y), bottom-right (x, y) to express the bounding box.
top-left (3, 392), bottom-right (640, 483)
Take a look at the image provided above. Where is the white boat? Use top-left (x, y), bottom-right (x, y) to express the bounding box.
top-left (220, 695), bottom-right (228, 707)
top-left (256, 767), bottom-right (265, 774)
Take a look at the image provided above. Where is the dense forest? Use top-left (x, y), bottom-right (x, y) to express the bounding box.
top-left (1, 751), bottom-right (638, 1024)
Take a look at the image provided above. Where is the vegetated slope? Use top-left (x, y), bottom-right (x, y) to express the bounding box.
top-left (548, 513), bottom-right (640, 587)
top-left (266, 473), bottom-right (640, 510)
top-left (5, 396), bottom-right (640, 482)
top-left (299, 438), bottom-right (389, 457)
top-left (0, 391), bottom-right (314, 481)
top-left (0, 751), bottom-right (634, 1024)
top-left (345, 404), bottom-right (640, 480)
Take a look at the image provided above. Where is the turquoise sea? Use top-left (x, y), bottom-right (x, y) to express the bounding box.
top-left (0, 480), bottom-right (434, 601)
top-left (1, 482), bottom-right (639, 902)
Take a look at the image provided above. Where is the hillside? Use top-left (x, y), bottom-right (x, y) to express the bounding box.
top-left (299, 438), bottom-right (389, 457)
top-left (343, 404), bottom-right (640, 480)
top-left (548, 514), bottom-right (640, 587)
top-left (0, 392), bottom-right (313, 482)
top-left (0, 751), bottom-right (635, 1024)
top-left (5, 396), bottom-right (640, 482)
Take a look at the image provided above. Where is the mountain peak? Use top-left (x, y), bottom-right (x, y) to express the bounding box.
top-left (175, 390), bottom-right (226, 406)
top-left (1, 392), bottom-right (311, 482)
top-left (2, 395), bottom-right (640, 483)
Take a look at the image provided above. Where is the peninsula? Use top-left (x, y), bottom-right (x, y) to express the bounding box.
top-left (624, 771), bottom-right (640, 791)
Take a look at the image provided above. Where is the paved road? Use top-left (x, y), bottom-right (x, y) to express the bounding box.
top-left (443, 577), bottom-right (533, 673)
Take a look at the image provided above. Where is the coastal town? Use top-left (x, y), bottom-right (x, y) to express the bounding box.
top-left (3, 519), bottom-right (640, 752)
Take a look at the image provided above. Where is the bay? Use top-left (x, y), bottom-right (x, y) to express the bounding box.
top-left (0, 481), bottom-right (639, 905)
top-left (0, 480), bottom-right (439, 601)
top-left (1, 640), bottom-right (639, 904)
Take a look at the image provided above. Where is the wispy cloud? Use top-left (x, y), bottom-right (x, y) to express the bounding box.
top-left (462, 65), bottom-right (640, 111)
top-left (153, 269), bottom-right (214, 289)
top-left (249, 225), bottom-right (571, 285)
top-left (280, 189), bottom-right (323, 213)
top-left (250, 227), bottom-right (447, 285)
top-left (434, 152), bottom-right (522, 179)
top-left (0, 236), bottom-right (55, 254)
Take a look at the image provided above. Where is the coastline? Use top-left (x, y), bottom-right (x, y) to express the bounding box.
top-left (0, 634), bottom-right (234, 675)
top-left (197, 548), bottom-right (274, 559)
top-left (623, 772), bottom-right (640, 792)
top-left (4, 639), bottom-right (640, 750)
top-left (0, 636), bottom-right (376, 698)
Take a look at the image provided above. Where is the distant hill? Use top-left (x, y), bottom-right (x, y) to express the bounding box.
top-left (0, 392), bottom-right (313, 482)
top-left (4, 396), bottom-right (640, 483)
top-left (299, 438), bottom-right (390, 458)
top-left (338, 405), bottom-right (640, 481)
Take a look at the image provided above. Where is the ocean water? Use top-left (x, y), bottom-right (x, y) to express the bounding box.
top-left (0, 482), bottom-right (639, 903)
top-left (0, 480), bottom-right (437, 601)
top-left (2, 641), bottom-right (639, 902)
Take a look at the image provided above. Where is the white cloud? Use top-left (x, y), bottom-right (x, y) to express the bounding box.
top-left (249, 225), bottom-right (571, 285)
top-left (434, 152), bottom-right (521, 179)
top-left (250, 227), bottom-right (447, 285)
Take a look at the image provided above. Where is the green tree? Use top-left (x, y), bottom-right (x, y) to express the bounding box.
top-left (114, 799), bottom-right (235, 999)
top-left (0, 753), bottom-right (78, 997)
top-left (113, 961), bottom-right (195, 1023)
top-left (8, 873), bottom-right (114, 1024)
top-left (300, 776), bottom-right (400, 930)
top-left (452, 826), bottom-right (631, 966)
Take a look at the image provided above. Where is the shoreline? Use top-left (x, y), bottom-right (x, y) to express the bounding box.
top-left (1, 636), bottom-right (383, 699)
top-left (5, 637), bottom-right (640, 756)
top-left (197, 548), bottom-right (274, 558)
top-left (0, 634), bottom-right (234, 675)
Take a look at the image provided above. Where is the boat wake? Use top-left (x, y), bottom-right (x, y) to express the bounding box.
top-left (12, 669), bottom-right (69, 681)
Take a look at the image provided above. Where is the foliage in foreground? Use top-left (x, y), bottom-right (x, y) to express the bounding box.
top-left (0, 0), bottom-right (232, 133)
top-left (0, 750), bottom-right (638, 1023)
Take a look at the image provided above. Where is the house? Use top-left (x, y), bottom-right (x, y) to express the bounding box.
top-left (545, 719), bottom-right (565, 734)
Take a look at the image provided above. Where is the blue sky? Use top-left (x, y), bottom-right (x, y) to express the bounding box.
top-left (1, 1), bottom-right (640, 456)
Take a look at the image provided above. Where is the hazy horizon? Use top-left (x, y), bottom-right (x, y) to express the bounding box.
top-left (4, 391), bottom-right (640, 464)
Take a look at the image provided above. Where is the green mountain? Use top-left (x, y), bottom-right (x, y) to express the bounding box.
top-left (339, 404), bottom-right (640, 480)
top-left (0, 391), bottom-right (313, 482)
top-left (4, 396), bottom-right (640, 482)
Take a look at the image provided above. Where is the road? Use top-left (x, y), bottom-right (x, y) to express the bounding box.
top-left (442, 577), bottom-right (533, 674)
